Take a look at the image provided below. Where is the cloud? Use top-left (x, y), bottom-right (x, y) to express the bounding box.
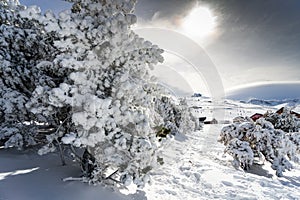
top-left (135, 0), bottom-right (197, 22)
top-left (218, 63), bottom-right (300, 90)
top-left (136, 0), bottom-right (300, 90)
top-left (226, 82), bottom-right (300, 100)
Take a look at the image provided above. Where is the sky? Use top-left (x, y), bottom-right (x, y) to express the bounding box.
top-left (19, 0), bottom-right (300, 99)
top-left (135, 0), bottom-right (300, 90)
top-left (19, 0), bottom-right (71, 14)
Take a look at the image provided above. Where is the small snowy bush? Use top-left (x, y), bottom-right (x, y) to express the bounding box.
top-left (219, 109), bottom-right (300, 176)
top-left (0, 0), bottom-right (197, 188)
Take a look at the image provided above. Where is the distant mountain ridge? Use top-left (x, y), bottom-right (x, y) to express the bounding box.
top-left (242, 98), bottom-right (300, 107)
top-left (226, 83), bottom-right (300, 100)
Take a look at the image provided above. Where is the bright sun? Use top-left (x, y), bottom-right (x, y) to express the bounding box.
top-left (181, 7), bottom-right (216, 37)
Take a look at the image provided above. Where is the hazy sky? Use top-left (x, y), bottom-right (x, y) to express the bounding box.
top-left (19, 0), bottom-right (300, 98)
top-left (135, 0), bottom-right (300, 89)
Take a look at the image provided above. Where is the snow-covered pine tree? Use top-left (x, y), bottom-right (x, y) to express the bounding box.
top-left (219, 109), bottom-right (300, 176)
top-left (25, 0), bottom-right (196, 187)
top-left (0, 0), bottom-right (62, 149)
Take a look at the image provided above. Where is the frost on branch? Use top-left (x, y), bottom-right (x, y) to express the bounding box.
top-left (219, 108), bottom-right (300, 176)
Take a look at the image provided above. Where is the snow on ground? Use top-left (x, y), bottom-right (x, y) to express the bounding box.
top-left (144, 125), bottom-right (300, 200)
top-left (0, 148), bottom-right (145, 200)
top-left (1, 99), bottom-right (300, 200)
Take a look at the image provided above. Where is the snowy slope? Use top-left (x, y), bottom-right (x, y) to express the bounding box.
top-left (144, 125), bottom-right (300, 200)
top-left (1, 99), bottom-right (300, 200)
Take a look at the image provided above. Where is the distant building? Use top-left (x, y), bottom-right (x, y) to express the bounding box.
top-left (199, 117), bottom-right (206, 122)
top-left (204, 118), bottom-right (218, 124)
top-left (250, 113), bottom-right (264, 122)
top-left (276, 107), bottom-right (300, 118)
top-left (276, 107), bottom-right (285, 115)
top-left (192, 93), bottom-right (202, 97)
top-left (292, 111), bottom-right (300, 118)
top-left (191, 106), bottom-right (202, 109)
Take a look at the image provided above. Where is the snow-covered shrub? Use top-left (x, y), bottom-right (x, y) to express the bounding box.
top-left (0, 0), bottom-right (61, 148)
top-left (0, 124), bottom-right (37, 150)
top-left (21, 0), bottom-right (197, 187)
top-left (219, 110), bottom-right (300, 176)
top-left (287, 132), bottom-right (300, 162)
top-left (265, 107), bottom-right (300, 132)
top-left (224, 138), bottom-right (254, 170)
top-left (154, 97), bottom-right (197, 136)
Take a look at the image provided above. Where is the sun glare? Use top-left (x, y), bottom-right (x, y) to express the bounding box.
top-left (181, 6), bottom-right (216, 37)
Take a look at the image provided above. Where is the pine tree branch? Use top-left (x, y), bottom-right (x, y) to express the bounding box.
top-left (105, 169), bottom-right (119, 180)
top-left (55, 137), bottom-right (66, 166)
top-left (53, 116), bottom-right (70, 166)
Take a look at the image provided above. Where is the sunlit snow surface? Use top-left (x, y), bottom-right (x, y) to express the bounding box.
top-left (144, 125), bottom-right (300, 199)
top-left (0, 167), bottom-right (39, 181)
top-left (1, 99), bottom-right (300, 200)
